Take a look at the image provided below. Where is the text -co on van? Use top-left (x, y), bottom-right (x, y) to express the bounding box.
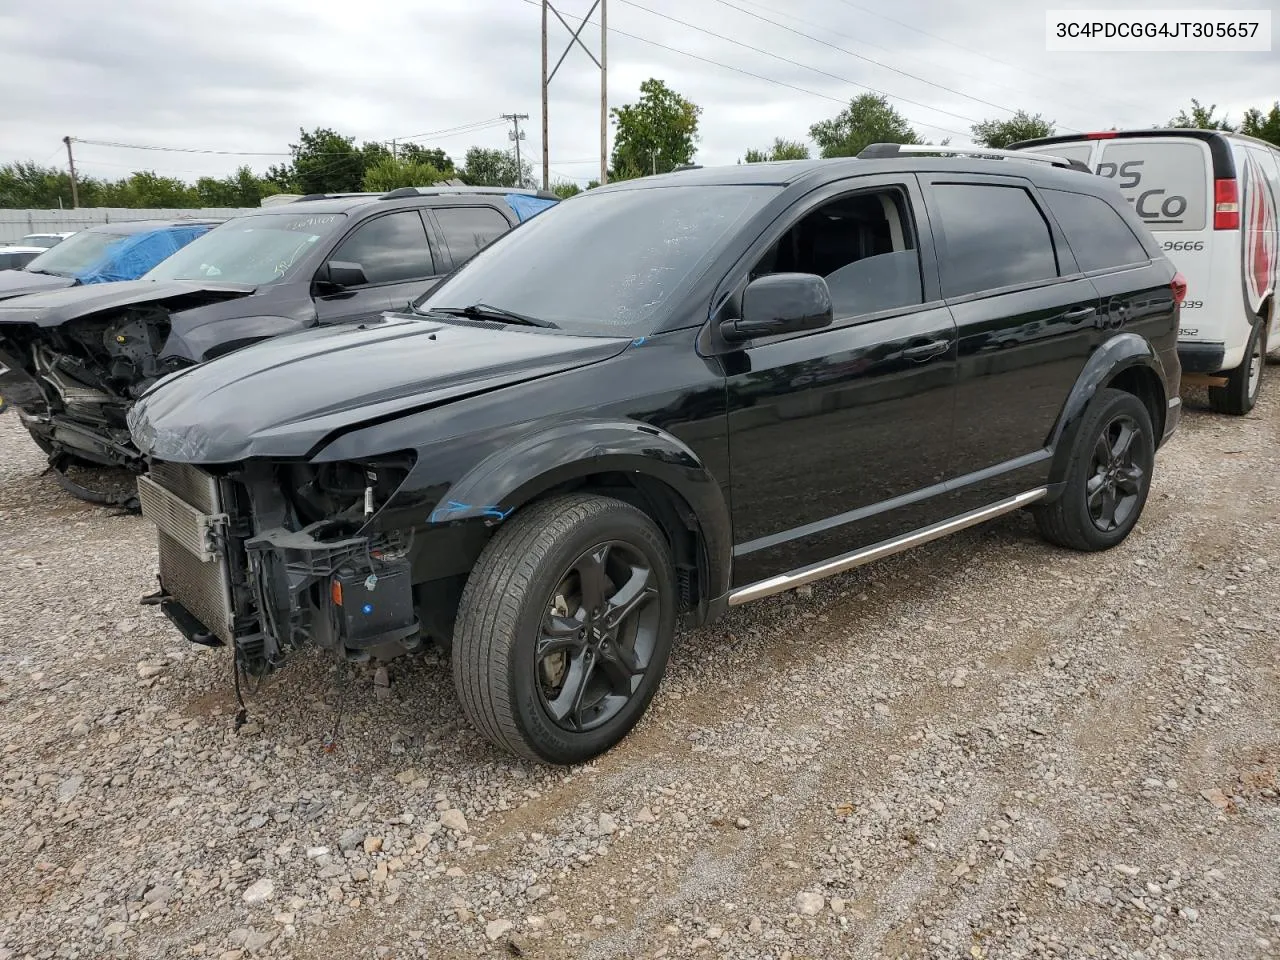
top-left (1014, 129), bottom-right (1280, 415)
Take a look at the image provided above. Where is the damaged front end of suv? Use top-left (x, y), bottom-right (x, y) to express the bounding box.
top-left (0, 285), bottom-right (258, 505)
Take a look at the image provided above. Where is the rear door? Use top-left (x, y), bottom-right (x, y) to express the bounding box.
top-left (1093, 138), bottom-right (1215, 341)
top-left (314, 209), bottom-right (438, 323)
top-left (919, 174), bottom-right (1100, 509)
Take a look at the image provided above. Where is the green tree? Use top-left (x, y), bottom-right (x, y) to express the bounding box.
top-left (551, 180), bottom-right (582, 199)
top-left (809, 93), bottom-right (920, 158)
top-left (1241, 102), bottom-right (1280, 146)
top-left (460, 147), bottom-right (530, 187)
top-left (362, 156), bottom-right (446, 192)
top-left (609, 78), bottom-right (702, 179)
top-left (971, 110), bottom-right (1055, 148)
top-left (398, 143), bottom-right (454, 172)
top-left (742, 137), bottom-right (810, 163)
top-left (1169, 98), bottom-right (1235, 131)
top-left (289, 127), bottom-right (366, 194)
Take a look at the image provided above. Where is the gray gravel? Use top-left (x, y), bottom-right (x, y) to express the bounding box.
top-left (1, 383), bottom-right (1279, 960)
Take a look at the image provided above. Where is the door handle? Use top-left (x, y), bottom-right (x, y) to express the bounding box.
top-left (1063, 306), bottom-right (1094, 323)
top-left (902, 338), bottom-right (950, 361)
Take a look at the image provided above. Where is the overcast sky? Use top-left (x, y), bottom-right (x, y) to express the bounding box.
top-left (1, 0), bottom-right (1275, 187)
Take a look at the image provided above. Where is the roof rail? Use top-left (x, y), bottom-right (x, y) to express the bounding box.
top-left (292, 191), bottom-right (382, 202)
top-left (858, 142), bottom-right (1091, 173)
top-left (378, 185), bottom-right (561, 201)
top-left (672, 164), bottom-right (702, 172)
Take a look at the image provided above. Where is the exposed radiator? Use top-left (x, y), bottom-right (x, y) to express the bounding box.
top-left (141, 463), bottom-right (236, 644)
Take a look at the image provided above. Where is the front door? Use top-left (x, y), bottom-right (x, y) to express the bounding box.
top-left (720, 177), bottom-right (958, 588)
top-left (314, 209), bottom-right (439, 323)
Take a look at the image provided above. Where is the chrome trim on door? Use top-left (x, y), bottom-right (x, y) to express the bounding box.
top-left (727, 487), bottom-right (1048, 605)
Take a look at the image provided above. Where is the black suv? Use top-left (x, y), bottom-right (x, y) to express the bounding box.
top-left (126, 145), bottom-right (1183, 764)
top-left (0, 186), bottom-right (556, 503)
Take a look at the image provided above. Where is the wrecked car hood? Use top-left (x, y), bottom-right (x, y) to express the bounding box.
top-left (0, 279), bottom-right (257, 327)
top-left (129, 314), bottom-right (632, 463)
top-left (0, 269), bottom-right (74, 301)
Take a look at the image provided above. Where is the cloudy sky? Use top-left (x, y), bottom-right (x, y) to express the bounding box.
top-left (2, 0), bottom-right (1275, 188)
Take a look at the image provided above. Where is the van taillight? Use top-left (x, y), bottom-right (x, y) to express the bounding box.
top-left (1214, 179), bottom-right (1239, 230)
top-left (1171, 272), bottom-right (1187, 305)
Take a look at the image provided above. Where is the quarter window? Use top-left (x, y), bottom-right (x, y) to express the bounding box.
top-left (435, 207), bottom-right (512, 263)
top-left (933, 183), bottom-right (1058, 297)
top-left (329, 211), bottom-right (434, 285)
top-left (1042, 189), bottom-right (1149, 272)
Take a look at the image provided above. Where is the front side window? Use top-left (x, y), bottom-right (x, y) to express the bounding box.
top-left (1042, 189), bottom-right (1149, 272)
top-left (932, 183), bottom-right (1058, 298)
top-left (146, 212), bottom-right (348, 285)
top-left (749, 187), bottom-right (923, 319)
top-left (417, 184), bottom-right (778, 336)
top-left (435, 207), bottom-right (511, 263)
top-left (328, 211), bottom-right (434, 285)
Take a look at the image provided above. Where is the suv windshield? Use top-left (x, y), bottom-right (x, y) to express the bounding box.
top-left (416, 184), bottom-right (778, 336)
top-left (145, 212), bottom-right (347, 285)
top-left (25, 231), bottom-right (128, 278)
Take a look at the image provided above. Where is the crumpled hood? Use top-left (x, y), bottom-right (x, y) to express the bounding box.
top-left (0, 269), bottom-right (74, 301)
top-left (128, 314), bottom-right (632, 463)
top-left (0, 278), bottom-right (256, 327)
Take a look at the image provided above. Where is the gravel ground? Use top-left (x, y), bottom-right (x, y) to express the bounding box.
top-left (1, 385), bottom-right (1279, 960)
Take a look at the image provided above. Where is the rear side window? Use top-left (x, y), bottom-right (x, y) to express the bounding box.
top-left (1096, 141), bottom-right (1207, 231)
top-left (435, 207), bottom-right (512, 263)
top-left (1042, 189), bottom-right (1149, 272)
top-left (932, 183), bottom-right (1058, 297)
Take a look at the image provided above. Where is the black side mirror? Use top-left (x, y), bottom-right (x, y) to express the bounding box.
top-left (316, 260), bottom-right (368, 291)
top-left (720, 272), bottom-right (833, 343)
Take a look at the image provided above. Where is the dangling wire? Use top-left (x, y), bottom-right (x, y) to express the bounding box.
top-left (232, 649), bottom-right (248, 730)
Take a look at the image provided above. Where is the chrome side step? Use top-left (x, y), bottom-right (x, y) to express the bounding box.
top-left (727, 487), bottom-right (1048, 606)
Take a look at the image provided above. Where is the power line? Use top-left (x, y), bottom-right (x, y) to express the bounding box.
top-left (389, 117), bottom-right (510, 143)
top-left (703, 0), bottom-right (1036, 123)
top-left (726, 0), bottom-right (1087, 131)
top-left (514, 0), bottom-right (969, 140)
top-left (828, 0), bottom-right (1152, 116)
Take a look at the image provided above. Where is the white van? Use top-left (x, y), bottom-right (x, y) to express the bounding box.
top-left (1012, 129), bottom-right (1280, 414)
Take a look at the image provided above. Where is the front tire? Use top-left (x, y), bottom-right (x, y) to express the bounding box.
top-left (452, 494), bottom-right (676, 764)
top-left (1208, 318), bottom-right (1265, 415)
top-left (1034, 388), bottom-right (1155, 552)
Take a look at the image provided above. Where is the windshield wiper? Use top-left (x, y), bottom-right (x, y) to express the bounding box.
top-left (24, 269), bottom-right (68, 278)
top-left (429, 302), bottom-right (559, 329)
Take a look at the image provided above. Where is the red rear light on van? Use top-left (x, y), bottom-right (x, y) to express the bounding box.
top-left (1171, 271), bottom-right (1187, 305)
top-left (1214, 178), bottom-right (1240, 230)
top-left (1086, 131), bottom-right (1118, 139)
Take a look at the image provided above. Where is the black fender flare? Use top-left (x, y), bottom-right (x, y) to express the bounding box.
top-left (160, 314), bottom-right (314, 364)
top-left (428, 418), bottom-right (733, 615)
top-left (1045, 332), bottom-right (1170, 488)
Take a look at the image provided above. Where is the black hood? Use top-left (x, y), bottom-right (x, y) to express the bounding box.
top-left (0, 269), bottom-right (75, 301)
top-left (128, 314), bottom-right (632, 463)
top-left (0, 279), bottom-right (257, 327)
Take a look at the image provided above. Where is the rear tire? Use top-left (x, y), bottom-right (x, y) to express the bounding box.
top-left (452, 494), bottom-right (676, 764)
top-left (1208, 318), bottom-right (1265, 415)
top-left (1034, 388), bottom-right (1154, 552)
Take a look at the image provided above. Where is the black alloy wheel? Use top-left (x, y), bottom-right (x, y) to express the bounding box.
top-left (1086, 413), bottom-right (1148, 533)
top-left (453, 494), bottom-right (677, 764)
top-left (535, 540), bottom-right (661, 732)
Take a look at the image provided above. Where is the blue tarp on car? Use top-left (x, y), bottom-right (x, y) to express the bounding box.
top-left (505, 194), bottom-right (559, 222)
top-left (76, 224), bottom-right (214, 285)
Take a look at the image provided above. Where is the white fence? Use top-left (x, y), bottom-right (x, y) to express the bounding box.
top-left (0, 207), bottom-right (258, 244)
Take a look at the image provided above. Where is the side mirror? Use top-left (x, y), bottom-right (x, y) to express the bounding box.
top-left (720, 272), bottom-right (833, 343)
top-left (316, 260), bottom-right (368, 291)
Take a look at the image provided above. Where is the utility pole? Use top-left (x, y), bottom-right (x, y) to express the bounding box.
top-left (502, 113), bottom-right (529, 187)
top-left (541, 0), bottom-right (608, 191)
top-left (63, 136), bottom-right (79, 209)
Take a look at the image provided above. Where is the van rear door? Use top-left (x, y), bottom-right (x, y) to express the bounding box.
top-left (1093, 138), bottom-right (1214, 342)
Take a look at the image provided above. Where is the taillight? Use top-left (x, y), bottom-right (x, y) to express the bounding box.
top-left (1086, 131), bottom-right (1118, 139)
top-left (1171, 271), bottom-right (1187, 305)
top-left (1214, 179), bottom-right (1239, 230)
